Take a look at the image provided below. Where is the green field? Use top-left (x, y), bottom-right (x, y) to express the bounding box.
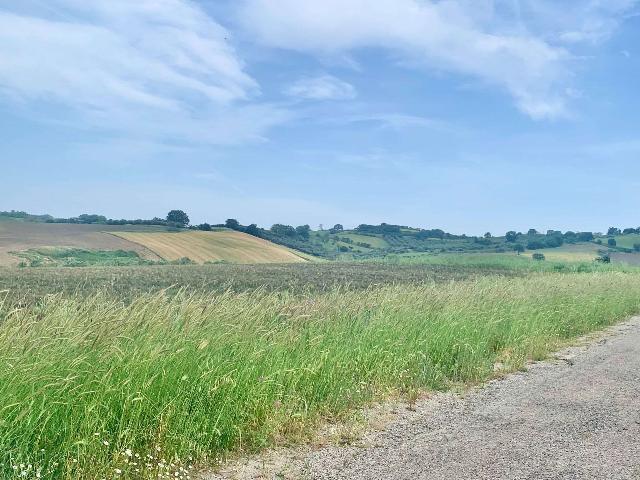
top-left (610, 234), bottom-right (640, 249)
top-left (4, 215), bottom-right (640, 478)
top-left (12, 247), bottom-right (160, 267)
top-left (2, 260), bottom-right (640, 479)
top-left (0, 262), bottom-right (517, 305)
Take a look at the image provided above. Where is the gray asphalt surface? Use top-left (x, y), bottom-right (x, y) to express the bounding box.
top-left (208, 317), bottom-right (640, 480)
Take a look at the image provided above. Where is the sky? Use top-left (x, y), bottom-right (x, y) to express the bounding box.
top-left (1, 0), bottom-right (639, 234)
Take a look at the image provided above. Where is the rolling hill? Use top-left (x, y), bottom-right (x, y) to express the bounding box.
top-left (0, 219), bottom-right (162, 266)
top-left (110, 230), bottom-right (311, 264)
top-left (0, 219), bottom-right (312, 266)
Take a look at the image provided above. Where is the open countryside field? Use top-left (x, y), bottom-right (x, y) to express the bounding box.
top-left (111, 230), bottom-right (312, 264)
top-left (5, 218), bottom-right (640, 479)
top-left (0, 219), bottom-right (313, 267)
top-left (3, 268), bottom-right (640, 479)
top-left (611, 233), bottom-right (640, 249)
top-left (0, 261), bottom-right (521, 305)
top-left (526, 243), bottom-right (604, 262)
top-left (0, 219), bottom-right (162, 265)
top-left (338, 232), bottom-right (390, 248)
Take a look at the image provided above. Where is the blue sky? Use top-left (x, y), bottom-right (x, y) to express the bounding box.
top-left (1, 0), bottom-right (639, 234)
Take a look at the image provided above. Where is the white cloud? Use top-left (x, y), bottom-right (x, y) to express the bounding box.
top-left (238, 0), bottom-right (636, 119)
top-left (519, 0), bottom-right (639, 45)
top-left (285, 75), bottom-right (356, 100)
top-left (0, 0), bottom-right (288, 144)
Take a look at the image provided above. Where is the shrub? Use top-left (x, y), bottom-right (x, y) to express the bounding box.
top-left (526, 240), bottom-right (545, 250)
top-left (532, 253), bottom-right (545, 261)
top-left (171, 257), bottom-right (195, 265)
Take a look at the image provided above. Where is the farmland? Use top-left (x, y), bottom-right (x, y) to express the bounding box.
top-left (4, 215), bottom-right (640, 479)
top-left (110, 230), bottom-right (310, 264)
top-left (0, 219), bottom-right (312, 267)
top-left (2, 268), bottom-right (640, 479)
top-left (0, 219), bottom-right (161, 266)
top-left (0, 261), bottom-right (516, 304)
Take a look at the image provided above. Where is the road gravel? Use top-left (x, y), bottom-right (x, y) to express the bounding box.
top-left (207, 317), bottom-right (640, 480)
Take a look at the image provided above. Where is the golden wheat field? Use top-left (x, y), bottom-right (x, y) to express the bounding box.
top-left (111, 230), bottom-right (311, 264)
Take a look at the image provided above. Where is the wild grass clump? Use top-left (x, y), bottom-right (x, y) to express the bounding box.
top-left (1, 272), bottom-right (640, 478)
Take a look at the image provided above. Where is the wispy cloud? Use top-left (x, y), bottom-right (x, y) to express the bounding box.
top-left (238, 0), bottom-right (637, 119)
top-left (0, 0), bottom-right (288, 144)
top-left (531, 0), bottom-right (639, 44)
top-left (284, 74), bottom-right (356, 100)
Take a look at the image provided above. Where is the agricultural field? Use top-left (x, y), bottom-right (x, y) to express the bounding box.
top-left (532, 242), bottom-right (605, 262)
top-left (12, 247), bottom-right (158, 268)
top-left (610, 233), bottom-right (640, 250)
top-left (0, 219), bottom-right (311, 267)
top-left (111, 230), bottom-right (311, 264)
top-left (4, 216), bottom-right (640, 479)
top-left (0, 261), bottom-right (517, 304)
top-left (2, 265), bottom-right (640, 479)
top-left (0, 219), bottom-right (161, 266)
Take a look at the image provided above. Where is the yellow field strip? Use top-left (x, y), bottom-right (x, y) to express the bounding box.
top-left (110, 230), bottom-right (310, 264)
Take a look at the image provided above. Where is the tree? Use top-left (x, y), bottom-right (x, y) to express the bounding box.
top-left (577, 232), bottom-right (594, 242)
top-left (270, 224), bottom-right (296, 237)
top-left (607, 227), bottom-right (621, 236)
top-left (225, 218), bottom-right (241, 230)
top-left (245, 224), bottom-right (260, 237)
top-left (484, 232), bottom-right (492, 239)
top-left (608, 238), bottom-right (617, 247)
top-left (544, 236), bottom-right (564, 248)
top-left (527, 240), bottom-right (546, 250)
top-left (527, 229), bottom-right (538, 236)
top-left (513, 244), bottom-right (525, 255)
top-left (295, 224), bottom-right (311, 240)
top-left (78, 214), bottom-right (107, 224)
top-left (505, 231), bottom-right (518, 242)
top-left (166, 210), bottom-right (189, 227)
top-left (197, 223), bottom-right (212, 231)
top-left (329, 224), bottom-right (344, 234)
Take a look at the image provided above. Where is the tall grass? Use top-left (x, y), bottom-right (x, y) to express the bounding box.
top-left (2, 272), bottom-right (640, 478)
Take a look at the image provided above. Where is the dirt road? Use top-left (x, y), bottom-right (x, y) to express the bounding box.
top-left (208, 317), bottom-right (640, 479)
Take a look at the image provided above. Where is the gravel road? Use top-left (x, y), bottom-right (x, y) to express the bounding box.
top-left (207, 317), bottom-right (640, 480)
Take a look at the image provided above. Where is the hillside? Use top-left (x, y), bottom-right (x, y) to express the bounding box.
top-left (0, 219), bottom-right (311, 266)
top-left (0, 219), bottom-right (162, 266)
top-left (4, 211), bottom-right (640, 266)
top-left (111, 230), bottom-right (311, 264)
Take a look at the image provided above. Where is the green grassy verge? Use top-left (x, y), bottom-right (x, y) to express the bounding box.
top-left (2, 272), bottom-right (640, 478)
top-left (13, 248), bottom-right (157, 268)
top-left (12, 248), bottom-right (196, 268)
